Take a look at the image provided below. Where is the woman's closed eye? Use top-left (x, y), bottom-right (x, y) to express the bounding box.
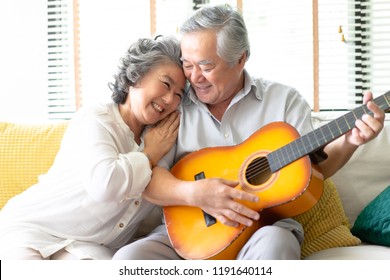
top-left (162, 80), bottom-right (182, 100)
top-left (175, 92), bottom-right (183, 100)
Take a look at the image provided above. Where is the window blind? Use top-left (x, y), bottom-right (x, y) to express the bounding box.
top-left (365, 0), bottom-right (390, 99)
top-left (47, 0), bottom-right (76, 120)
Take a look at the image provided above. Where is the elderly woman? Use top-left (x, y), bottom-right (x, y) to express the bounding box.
top-left (0, 36), bottom-right (186, 260)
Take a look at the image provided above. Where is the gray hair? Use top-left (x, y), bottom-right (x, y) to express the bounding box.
top-left (109, 36), bottom-right (182, 104)
top-left (180, 4), bottom-right (250, 66)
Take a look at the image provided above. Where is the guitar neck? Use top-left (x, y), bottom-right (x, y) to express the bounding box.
top-left (269, 90), bottom-right (390, 172)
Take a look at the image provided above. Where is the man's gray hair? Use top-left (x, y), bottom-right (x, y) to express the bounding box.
top-left (180, 4), bottom-right (250, 66)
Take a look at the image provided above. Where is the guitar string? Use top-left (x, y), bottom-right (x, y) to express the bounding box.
top-left (243, 92), bottom-right (390, 182)
top-left (245, 157), bottom-right (270, 181)
top-left (244, 125), bottom-right (356, 181)
top-left (245, 110), bottom-right (360, 177)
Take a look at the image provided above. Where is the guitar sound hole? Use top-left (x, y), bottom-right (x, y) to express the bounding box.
top-left (245, 156), bottom-right (272, 186)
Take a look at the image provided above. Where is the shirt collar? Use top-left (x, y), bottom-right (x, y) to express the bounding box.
top-left (230, 70), bottom-right (261, 104)
top-left (245, 69), bottom-right (262, 101)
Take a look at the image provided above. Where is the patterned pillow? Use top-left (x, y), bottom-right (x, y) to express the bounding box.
top-left (0, 122), bottom-right (68, 208)
top-left (351, 185), bottom-right (390, 246)
top-left (294, 179), bottom-right (361, 258)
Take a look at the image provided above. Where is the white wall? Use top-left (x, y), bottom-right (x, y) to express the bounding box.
top-left (77, 0), bottom-right (193, 107)
top-left (0, 0), bottom-right (48, 123)
top-left (77, 0), bottom-right (151, 107)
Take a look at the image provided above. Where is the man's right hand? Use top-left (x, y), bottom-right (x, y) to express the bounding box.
top-left (192, 178), bottom-right (260, 228)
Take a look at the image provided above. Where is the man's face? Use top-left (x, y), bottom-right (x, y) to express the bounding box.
top-left (180, 29), bottom-right (245, 106)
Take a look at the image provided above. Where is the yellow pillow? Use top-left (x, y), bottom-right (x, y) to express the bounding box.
top-left (294, 179), bottom-right (361, 258)
top-left (0, 122), bottom-right (68, 208)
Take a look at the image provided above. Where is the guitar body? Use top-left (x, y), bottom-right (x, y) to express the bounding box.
top-left (163, 122), bottom-right (324, 260)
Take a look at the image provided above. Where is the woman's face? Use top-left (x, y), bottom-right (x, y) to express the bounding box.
top-left (129, 62), bottom-right (186, 125)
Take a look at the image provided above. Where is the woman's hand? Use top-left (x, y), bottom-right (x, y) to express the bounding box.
top-left (143, 111), bottom-right (180, 167)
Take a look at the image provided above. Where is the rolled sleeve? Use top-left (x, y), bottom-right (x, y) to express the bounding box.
top-left (122, 152), bottom-right (152, 198)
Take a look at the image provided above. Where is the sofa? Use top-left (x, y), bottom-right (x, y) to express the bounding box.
top-left (1, 112), bottom-right (389, 260)
top-left (302, 112), bottom-right (390, 259)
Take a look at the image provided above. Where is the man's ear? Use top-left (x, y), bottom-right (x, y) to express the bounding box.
top-left (238, 52), bottom-right (247, 66)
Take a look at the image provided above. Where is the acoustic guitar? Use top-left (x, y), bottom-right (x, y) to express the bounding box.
top-left (163, 90), bottom-right (390, 260)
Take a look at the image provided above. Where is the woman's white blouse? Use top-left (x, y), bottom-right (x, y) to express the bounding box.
top-left (0, 102), bottom-right (156, 258)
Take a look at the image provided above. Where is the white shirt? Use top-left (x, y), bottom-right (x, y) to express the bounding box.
top-left (0, 102), bottom-right (156, 259)
top-left (161, 70), bottom-right (314, 168)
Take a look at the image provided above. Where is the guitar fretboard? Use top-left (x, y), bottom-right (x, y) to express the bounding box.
top-left (268, 90), bottom-right (390, 172)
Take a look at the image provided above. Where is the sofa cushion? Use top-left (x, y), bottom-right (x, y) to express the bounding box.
top-left (0, 122), bottom-right (68, 208)
top-left (294, 179), bottom-right (361, 259)
top-left (304, 244), bottom-right (390, 260)
top-left (351, 185), bottom-right (390, 246)
top-left (312, 112), bottom-right (390, 225)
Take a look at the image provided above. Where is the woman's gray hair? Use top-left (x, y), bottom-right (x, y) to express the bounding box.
top-left (180, 4), bottom-right (250, 66)
top-left (109, 36), bottom-right (182, 104)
